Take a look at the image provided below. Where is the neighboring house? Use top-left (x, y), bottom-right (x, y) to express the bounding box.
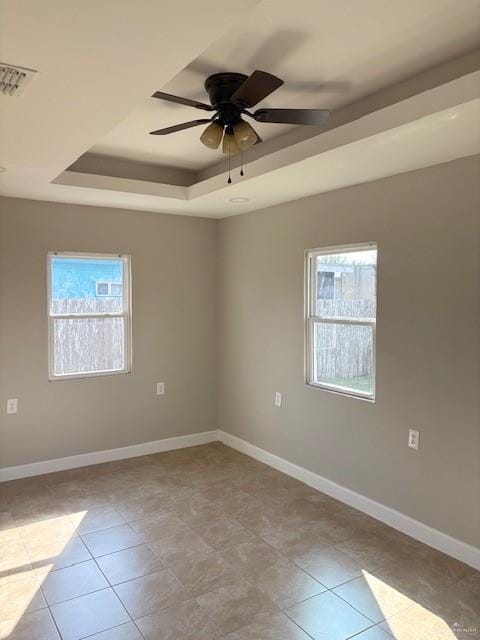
top-left (317, 263), bottom-right (375, 304)
top-left (51, 257), bottom-right (123, 303)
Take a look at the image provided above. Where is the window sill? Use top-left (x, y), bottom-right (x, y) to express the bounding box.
top-left (306, 380), bottom-right (375, 403)
top-left (48, 369), bottom-right (131, 382)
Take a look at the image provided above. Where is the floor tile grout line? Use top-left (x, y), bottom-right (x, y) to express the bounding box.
top-left (181, 529), bottom-right (398, 635)
top-left (223, 510), bottom-right (338, 588)
top-left (45, 584), bottom-right (110, 609)
top-left (132, 616), bottom-right (148, 640)
top-left (89, 550), bottom-right (139, 631)
top-left (80, 538), bottom-right (145, 559)
top-left (75, 619), bottom-right (142, 640)
top-left (35, 545), bottom-right (141, 621)
top-left (78, 520), bottom-right (138, 538)
top-left (47, 584), bottom-right (136, 639)
top-left (5, 444), bottom-right (475, 639)
top-left (280, 604), bottom-right (325, 640)
top-left (106, 561), bottom-right (174, 589)
top-left (46, 602), bottom-right (64, 640)
top-left (345, 621), bottom-right (381, 639)
top-left (4, 528), bottom-right (36, 584)
top-left (293, 587), bottom-right (377, 625)
top-left (6, 558), bottom-right (390, 637)
top-left (268, 596), bottom-right (319, 640)
top-left (3, 517), bottom-right (372, 618)
top-left (40, 558), bottom-right (101, 607)
top-left (329, 582), bottom-right (403, 628)
top-left (280, 586), bottom-right (338, 613)
top-left (276, 573), bottom-right (403, 626)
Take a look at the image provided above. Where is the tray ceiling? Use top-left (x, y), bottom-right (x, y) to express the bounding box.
top-left (90, 0), bottom-right (480, 170)
top-left (1, 0), bottom-right (479, 217)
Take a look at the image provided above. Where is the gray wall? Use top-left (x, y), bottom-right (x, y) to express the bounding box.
top-left (218, 156), bottom-right (480, 547)
top-left (1, 157), bottom-right (479, 548)
top-left (0, 198), bottom-right (218, 467)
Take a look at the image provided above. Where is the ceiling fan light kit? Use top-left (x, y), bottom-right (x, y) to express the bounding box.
top-left (150, 69), bottom-right (330, 183)
top-left (233, 119), bottom-right (258, 150)
top-left (222, 126), bottom-right (240, 155)
top-left (200, 120), bottom-right (223, 149)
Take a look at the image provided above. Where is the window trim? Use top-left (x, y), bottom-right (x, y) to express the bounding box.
top-left (305, 242), bottom-right (377, 401)
top-left (47, 251), bottom-right (132, 381)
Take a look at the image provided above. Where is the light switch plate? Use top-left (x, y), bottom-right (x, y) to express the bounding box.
top-left (156, 382), bottom-right (165, 395)
top-left (408, 429), bottom-right (419, 450)
top-left (274, 392), bottom-right (282, 408)
top-left (7, 398), bottom-right (18, 414)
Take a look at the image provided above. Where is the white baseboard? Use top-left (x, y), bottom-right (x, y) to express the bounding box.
top-left (218, 430), bottom-right (480, 571)
top-left (2, 427), bottom-right (478, 570)
top-left (0, 430), bottom-right (218, 482)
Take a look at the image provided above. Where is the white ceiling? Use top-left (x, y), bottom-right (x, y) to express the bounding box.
top-left (91, 0), bottom-right (480, 170)
top-left (0, 0), bottom-right (479, 218)
top-left (0, 0), bottom-right (258, 197)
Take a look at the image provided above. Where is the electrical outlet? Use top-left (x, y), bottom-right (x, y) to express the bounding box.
top-left (6, 398), bottom-right (18, 414)
top-left (156, 382), bottom-right (165, 396)
top-left (408, 429), bottom-right (419, 450)
top-left (274, 392), bottom-right (282, 408)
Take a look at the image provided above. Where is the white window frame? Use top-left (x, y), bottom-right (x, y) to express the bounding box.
top-left (47, 252), bottom-right (132, 381)
top-left (305, 242), bottom-right (377, 401)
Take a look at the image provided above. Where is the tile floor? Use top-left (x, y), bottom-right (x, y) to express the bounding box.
top-left (0, 443), bottom-right (478, 640)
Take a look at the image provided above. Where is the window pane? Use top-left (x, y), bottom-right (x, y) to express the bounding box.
top-left (315, 249), bottom-right (376, 318)
top-left (110, 283), bottom-right (123, 297)
top-left (313, 322), bottom-right (374, 395)
top-left (51, 257), bottom-right (124, 315)
top-left (53, 317), bottom-right (125, 376)
top-left (96, 282), bottom-right (110, 296)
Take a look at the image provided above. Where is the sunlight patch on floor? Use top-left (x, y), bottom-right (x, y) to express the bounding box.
top-left (361, 571), bottom-right (460, 640)
top-left (383, 603), bottom-right (461, 640)
top-left (0, 511), bottom-right (86, 639)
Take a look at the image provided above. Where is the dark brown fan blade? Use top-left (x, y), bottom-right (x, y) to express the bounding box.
top-left (231, 70), bottom-right (284, 108)
top-left (253, 108), bottom-right (330, 125)
top-left (152, 91), bottom-right (214, 111)
top-left (149, 119), bottom-right (212, 135)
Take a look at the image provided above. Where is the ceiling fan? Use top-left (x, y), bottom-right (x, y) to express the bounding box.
top-left (149, 70), bottom-right (330, 157)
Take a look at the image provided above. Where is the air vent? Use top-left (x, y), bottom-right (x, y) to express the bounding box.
top-left (0, 63), bottom-right (37, 96)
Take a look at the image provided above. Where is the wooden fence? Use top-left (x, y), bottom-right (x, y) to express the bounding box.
top-left (314, 299), bottom-right (375, 382)
top-left (51, 298), bottom-right (124, 375)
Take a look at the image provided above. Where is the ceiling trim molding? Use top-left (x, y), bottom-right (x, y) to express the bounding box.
top-left (52, 71), bottom-right (480, 217)
top-left (54, 171), bottom-right (188, 200)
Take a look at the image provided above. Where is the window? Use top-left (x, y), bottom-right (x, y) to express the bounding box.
top-left (306, 243), bottom-right (377, 399)
top-left (47, 253), bottom-right (132, 379)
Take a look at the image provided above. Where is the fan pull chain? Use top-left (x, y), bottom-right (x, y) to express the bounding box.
top-left (227, 137), bottom-right (232, 184)
top-left (240, 151), bottom-right (244, 177)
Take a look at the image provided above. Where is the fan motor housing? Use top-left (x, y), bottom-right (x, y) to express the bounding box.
top-left (205, 72), bottom-right (247, 126)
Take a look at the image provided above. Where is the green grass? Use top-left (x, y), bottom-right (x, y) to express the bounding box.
top-left (321, 374), bottom-right (373, 394)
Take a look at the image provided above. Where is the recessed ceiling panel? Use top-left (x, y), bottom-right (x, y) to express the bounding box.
top-left (91, 0), bottom-right (480, 170)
